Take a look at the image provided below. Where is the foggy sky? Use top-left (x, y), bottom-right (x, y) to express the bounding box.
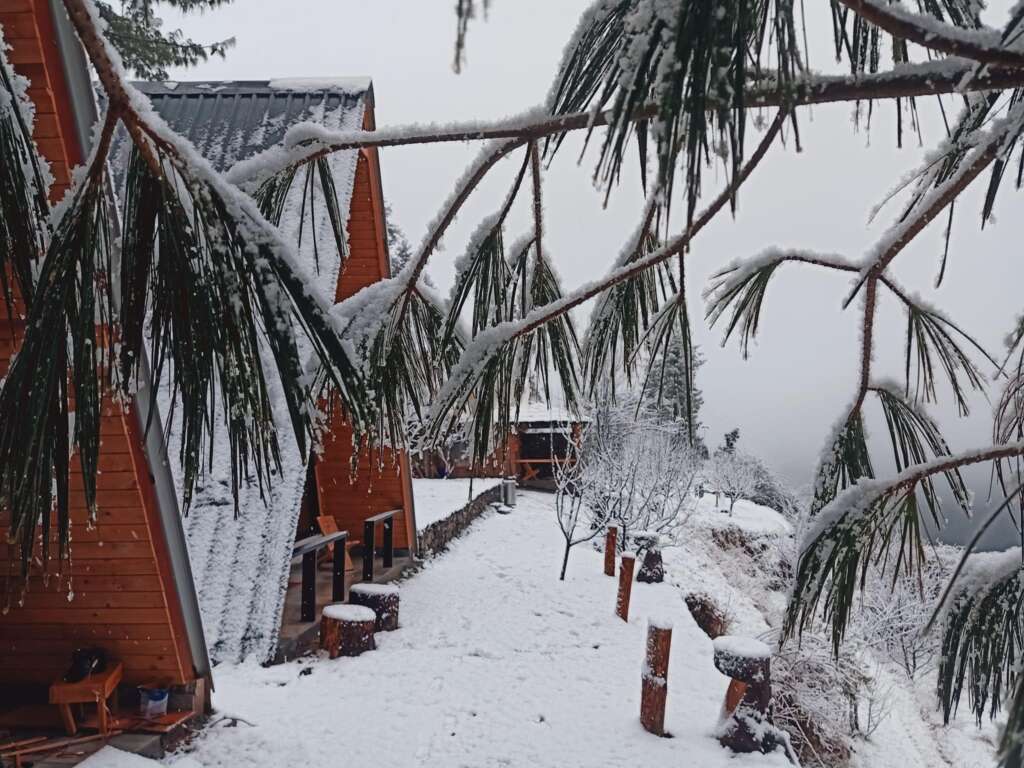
top-left (161, 0), bottom-right (1024, 548)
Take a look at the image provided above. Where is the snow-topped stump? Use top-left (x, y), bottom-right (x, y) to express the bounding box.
top-left (712, 635), bottom-right (776, 755)
top-left (320, 604), bottom-right (377, 659)
top-left (640, 618), bottom-right (673, 736)
top-left (634, 532), bottom-right (664, 584)
top-left (349, 583), bottom-right (400, 632)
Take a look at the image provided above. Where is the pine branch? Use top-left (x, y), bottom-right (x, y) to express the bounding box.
top-left (225, 62), bottom-right (1024, 188)
top-left (835, 0), bottom-right (1024, 69)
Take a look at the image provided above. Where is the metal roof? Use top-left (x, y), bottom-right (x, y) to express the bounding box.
top-left (129, 79), bottom-right (372, 173)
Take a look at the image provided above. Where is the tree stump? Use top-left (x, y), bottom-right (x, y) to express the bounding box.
top-left (615, 552), bottom-right (635, 621)
top-left (713, 635), bottom-right (775, 754)
top-left (349, 583), bottom-right (400, 631)
top-left (640, 619), bottom-right (673, 736)
top-left (320, 604), bottom-right (377, 659)
top-left (604, 526), bottom-right (618, 577)
top-left (635, 532), bottom-right (664, 584)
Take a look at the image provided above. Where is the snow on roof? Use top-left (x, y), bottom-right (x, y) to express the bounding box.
top-left (116, 80), bottom-right (368, 664)
top-left (268, 77), bottom-right (372, 94)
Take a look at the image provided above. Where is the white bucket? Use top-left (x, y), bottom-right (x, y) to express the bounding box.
top-left (138, 686), bottom-right (169, 718)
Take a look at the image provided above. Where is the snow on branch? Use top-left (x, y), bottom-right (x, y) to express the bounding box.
top-left (836, 0), bottom-right (1024, 69)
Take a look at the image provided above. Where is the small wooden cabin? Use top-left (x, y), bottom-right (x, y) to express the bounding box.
top-left (0, 0), bottom-right (210, 726)
top-left (425, 398), bottom-right (586, 490)
top-left (131, 80), bottom-right (418, 663)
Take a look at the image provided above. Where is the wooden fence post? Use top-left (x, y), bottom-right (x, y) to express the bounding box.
top-left (604, 526), bottom-right (618, 576)
top-left (641, 619), bottom-right (672, 735)
top-left (713, 636), bottom-right (775, 754)
top-left (615, 552), bottom-right (635, 621)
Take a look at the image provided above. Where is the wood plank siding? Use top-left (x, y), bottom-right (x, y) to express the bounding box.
top-left (314, 104), bottom-right (418, 553)
top-left (0, 2), bottom-right (197, 687)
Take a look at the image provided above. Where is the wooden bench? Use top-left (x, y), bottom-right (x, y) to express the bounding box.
top-left (49, 661), bottom-right (123, 736)
top-left (363, 509), bottom-right (400, 581)
top-left (293, 530), bottom-right (349, 623)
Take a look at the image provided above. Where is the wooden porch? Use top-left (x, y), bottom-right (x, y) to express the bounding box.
top-left (274, 509), bottom-right (413, 663)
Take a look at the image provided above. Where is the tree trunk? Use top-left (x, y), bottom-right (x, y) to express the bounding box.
top-left (348, 584), bottom-right (400, 632)
top-left (320, 604), bottom-right (377, 659)
top-left (559, 541), bottom-right (571, 581)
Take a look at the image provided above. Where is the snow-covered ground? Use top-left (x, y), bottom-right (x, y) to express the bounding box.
top-left (167, 491), bottom-right (787, 768)
top-left (412, 477), bottom-right (503, 530)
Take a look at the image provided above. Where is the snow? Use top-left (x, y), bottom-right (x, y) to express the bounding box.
top-left (714, 635), bottom-right (771, 660)
top-left (349, 582), bottom-right (400, 597)
top-left (172, 492), bottom-right (788, 768)
top-left (267, 77), bottom-right (371, 93)
top-left (322, 603), bottom-right (376, 622)
top-left (412, 477), bottom-right (503, 530)
top-left (79, 747), bottom-right (160, 767)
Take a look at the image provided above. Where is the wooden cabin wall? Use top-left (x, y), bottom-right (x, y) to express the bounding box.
top-left (0, 1), bottom-right (197, 688)
top-left (314, 105), bottom-right (417, 553)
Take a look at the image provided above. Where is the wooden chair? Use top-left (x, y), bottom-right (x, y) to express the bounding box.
top-left (317, 515), bottom-right (355, 573)
top-left (49, 661), bottom-right (123, 736)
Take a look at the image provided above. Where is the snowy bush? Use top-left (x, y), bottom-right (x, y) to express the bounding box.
top-left (773, 633), bottom-right (892, 767)
top-left (850, 553), bottom-right (953, 681)
top-left (707, 451), bottom-right (760, 515)
top-left (576, 407), bottom-right (702, 547)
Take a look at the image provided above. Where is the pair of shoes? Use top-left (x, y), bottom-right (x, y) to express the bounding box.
top-left (63, 647), bottom-right (108, 683)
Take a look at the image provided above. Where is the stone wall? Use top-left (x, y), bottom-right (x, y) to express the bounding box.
top-left (417, 485), bottom-right (504, 556)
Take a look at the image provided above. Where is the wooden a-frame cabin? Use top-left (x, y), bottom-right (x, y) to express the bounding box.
top-left (0, 0), bottom-right (211, 730)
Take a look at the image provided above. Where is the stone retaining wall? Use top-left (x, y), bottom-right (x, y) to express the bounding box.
top-left (417, 485), bottom-right (504, 556)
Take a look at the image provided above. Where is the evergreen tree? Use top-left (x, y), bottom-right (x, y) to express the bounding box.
top-left (94, 0), bottom-right (234, 80)
top-left (642, 338), bottom-right (704, 442)
top-left (384, 202), bottom-right (413, 275)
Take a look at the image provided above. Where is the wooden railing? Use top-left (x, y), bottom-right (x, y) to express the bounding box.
top-left (292, 530), bottom-right (349, 622)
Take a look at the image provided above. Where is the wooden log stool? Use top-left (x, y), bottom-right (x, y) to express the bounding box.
top-left (635, 532), bottom-right (665, 584)
top-left (348, 583), bottom-right (400, 632)
top-left (49, 661), bottom-right (123, 736)
top-left (320, 604), bottom-right (376, 659)
top-left (712, 636), bottom-right (777, 754)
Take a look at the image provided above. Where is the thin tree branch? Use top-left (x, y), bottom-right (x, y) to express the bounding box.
top-left (228, 62), bottom-right (1024, 185)
top-left (529, 141), bottom-right (544, 264)
top-left (472, 109), bottom-right (788, 348)
top-left (835, 0), bottom-right (1024, 69)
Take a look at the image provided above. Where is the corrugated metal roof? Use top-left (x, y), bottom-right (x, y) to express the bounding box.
top-left (128, 79), bottom-right (371, 173)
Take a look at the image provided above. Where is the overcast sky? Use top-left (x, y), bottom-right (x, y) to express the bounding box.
top-left (160, 0), bottom-right (1024, 547)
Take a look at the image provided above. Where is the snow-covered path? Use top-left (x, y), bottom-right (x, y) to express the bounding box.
top-left (173, 492), bottom-right (787, 768)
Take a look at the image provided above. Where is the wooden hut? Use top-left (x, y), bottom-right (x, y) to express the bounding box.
top-left (425, 397), bottom-right (586, 490)
top-left (129, 80), bottom-right (418, 663)
top-left (0, 0), bottom-right (210, 730)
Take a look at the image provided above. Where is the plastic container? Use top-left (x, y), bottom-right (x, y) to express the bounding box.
top-left (138, 685), bottom-right (169, 718)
